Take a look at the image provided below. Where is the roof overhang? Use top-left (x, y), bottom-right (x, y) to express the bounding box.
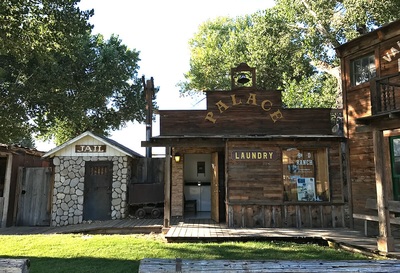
top-left (142, 135), bottom-right (344, 148)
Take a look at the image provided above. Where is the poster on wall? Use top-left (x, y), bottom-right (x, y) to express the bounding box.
top-left (296, 178), bottom-right (316, 201)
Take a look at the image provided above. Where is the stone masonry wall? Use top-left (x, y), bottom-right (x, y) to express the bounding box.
top-left (51, 156), bottom-right (131, 227)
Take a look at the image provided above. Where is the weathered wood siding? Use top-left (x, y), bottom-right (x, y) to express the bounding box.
top-left (337, 20), bottom-right (400, 230)
top-left (1, 147), bottom-right (50, 227)
top-left (159, 90), bottom-right (333, 136)
top-left (226, 140), bottom-right (345, 228)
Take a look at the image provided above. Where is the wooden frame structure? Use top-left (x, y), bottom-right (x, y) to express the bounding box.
top-left (143, 64), bottom-right (346, 230)
top-left (336, 19), bottom-right (400, 252)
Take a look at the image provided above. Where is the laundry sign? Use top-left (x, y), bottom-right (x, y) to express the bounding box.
top-left (232, 150), bottom-right (276, 160)
top-left (75, 145), bottom-right (106, 153)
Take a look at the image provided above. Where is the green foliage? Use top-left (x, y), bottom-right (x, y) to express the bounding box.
top-left (0, 1), bottom-right (149, 145)
top-left (0, 234), bottom-right (369, 273)
top-left (180, 0), bottom-right (400, 109)
top-left (179, 16), bottom-right (253, 95)
top-left (31, 34), bottom-right (145, 145)
top-left (248, 9), bottom-right (314, 90)
top-left (179, 10), bottom-right (320, 103)
top-left (282, 73), bottom-right (337, 108)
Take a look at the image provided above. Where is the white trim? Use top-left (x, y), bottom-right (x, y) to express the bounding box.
top-left (43, 131), bottom-right (134, 158)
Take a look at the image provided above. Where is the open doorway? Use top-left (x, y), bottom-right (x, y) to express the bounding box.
top-left (183, 154), bottom-right (212, 219)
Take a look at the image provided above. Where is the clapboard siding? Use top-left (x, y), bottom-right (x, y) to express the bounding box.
top-left (337, 20), bottom-right (400, 238)
top-left (160, 109), bottom-right (333, 136)
top-left (225, 140), bottom-right (344, 228)
top-left (227, 203), bottom-right (345, 228)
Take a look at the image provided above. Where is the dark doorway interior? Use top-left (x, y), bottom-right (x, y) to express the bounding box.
top-left (83, 161), bottom-right (113, 221)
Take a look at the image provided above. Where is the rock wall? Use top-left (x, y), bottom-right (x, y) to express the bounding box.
top-left (51, 156), bottom-right (130, 226)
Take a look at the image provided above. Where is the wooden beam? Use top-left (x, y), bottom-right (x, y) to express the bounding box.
top-left (1, 154), bottom-right (12, 228)
top-left (373, 129), bottom-right (395, 252)
top-left (163, 147), bottom-right (171, 229)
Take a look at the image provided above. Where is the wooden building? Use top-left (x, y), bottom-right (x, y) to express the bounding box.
top-left (0, 144), bottom-right (50, 227)
top-left (143, 63), bottom-right (346, 229)
top-left (336, 20), bottom-right (400, 252)
top-left (43, 131), bottom-right (143, 227)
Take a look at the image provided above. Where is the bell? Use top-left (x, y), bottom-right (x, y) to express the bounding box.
top-left (237, 73), bottom-right (250, 84)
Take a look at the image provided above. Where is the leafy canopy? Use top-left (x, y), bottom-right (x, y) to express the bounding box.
top-left (180, 0), bottom-right (400, 108)
top-left (0, 0), bottom-right (151, 146)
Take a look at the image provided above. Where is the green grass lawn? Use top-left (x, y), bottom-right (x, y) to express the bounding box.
top-left (0, 233), bottom-right (370, 273)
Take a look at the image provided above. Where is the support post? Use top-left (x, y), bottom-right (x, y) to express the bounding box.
top-left (143, 76), bottom-right (154, 158)
top-left (163, 147), bottom-right (171, 230)
top-left (373, 129), bottom-right (395, 252)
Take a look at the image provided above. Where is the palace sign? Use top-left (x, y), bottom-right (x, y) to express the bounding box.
top-left (204, 92), bottom-right (283, 124)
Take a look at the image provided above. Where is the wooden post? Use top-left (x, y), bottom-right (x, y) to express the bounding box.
top-left (373, 129), bottom-right (395, 252)
top-left (143, 76), bottom-right (154, 158)
top-left (163, 147), bottom-right (171, 230)
top-left (1, 154), bottom-right (12, 228)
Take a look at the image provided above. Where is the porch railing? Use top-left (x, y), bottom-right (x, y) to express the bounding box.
top-left (371, 73), bottom-right (400, 115)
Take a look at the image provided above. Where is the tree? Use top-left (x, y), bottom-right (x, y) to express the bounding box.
top-left (0, 1), bottom-right (149, 145)
top-left (273, 0), bottom-right (400, 107)
top-left (32, 34), bottom-right (147, 145)
top-left (178, 16), bottom-right (253, 95)
top-left (179, 10), bottom-right (327, 106)
top-left (0, 0), bottom-right (93, 144)
top-left (180, 0), bottom-right (400, 108)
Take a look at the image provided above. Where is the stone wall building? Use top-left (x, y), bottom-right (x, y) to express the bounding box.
top-left (43, 131), bottom-right (143, 227)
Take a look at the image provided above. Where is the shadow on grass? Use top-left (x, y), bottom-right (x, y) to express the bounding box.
top-left (0, 256), bottom-right (140, 273)
top-left (0, 240), bottom-right (369, 273)
top-left (161, 240), bottom-right (369, 261)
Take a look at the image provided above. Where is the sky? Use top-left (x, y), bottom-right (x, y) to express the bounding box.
top-left (36, 0), bottom-right (276, 155)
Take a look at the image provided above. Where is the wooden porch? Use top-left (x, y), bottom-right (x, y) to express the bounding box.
top-left (0, 218), bottom-right (164, 235)
top-left (165, 219), bottom-right (400, 259)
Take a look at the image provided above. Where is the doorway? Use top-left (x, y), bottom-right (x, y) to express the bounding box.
top-left (183, 153), bottom-right (225, 222)
top-left (16, 167), bottom-right (52, 226)
top-left (83, 161), bottom-right (113, 221)
top-left (184, 154), bottom-right (211, 219)
top-left (390, 136), bottom-right (400, 201)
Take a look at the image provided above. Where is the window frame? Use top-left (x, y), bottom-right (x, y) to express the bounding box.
top-left (350, 54), bottom-right (376, 86)
top-left (282, 147), bottom-right (330, 203)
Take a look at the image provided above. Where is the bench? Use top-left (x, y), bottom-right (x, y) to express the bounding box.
top-left (353, 198), bottom-right (400, 236)
top-left (0, 259), bottom-right (30, 273)
top-left (139, 258), bottom-right (400, 272)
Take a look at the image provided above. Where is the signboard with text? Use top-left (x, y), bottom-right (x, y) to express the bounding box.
top-left (75, 145), bottom-right (106, 153)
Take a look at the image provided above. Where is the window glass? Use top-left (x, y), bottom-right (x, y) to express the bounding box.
top-left (283, 148), bottom-right (330, 202)
top-left (392, 138), bottom-right (400, 176)
top-left (350, 54), bottom-right (376, 86)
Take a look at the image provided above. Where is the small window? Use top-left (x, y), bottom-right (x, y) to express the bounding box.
top-left (350, 54), bottom-right (376, 86)
top-left (283, 148), bottom-right (330, 202)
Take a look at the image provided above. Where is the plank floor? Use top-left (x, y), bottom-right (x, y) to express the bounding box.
top-left (165, 219), bottom-right (400, 259)
top-left (0, 218), bottom-right (164, 235)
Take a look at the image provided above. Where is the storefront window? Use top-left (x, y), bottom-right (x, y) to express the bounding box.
top-left (283, 148), bottom-right (330, 202)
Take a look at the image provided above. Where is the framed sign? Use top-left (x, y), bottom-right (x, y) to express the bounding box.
top-left (75, 145), bottom-right (106, 153)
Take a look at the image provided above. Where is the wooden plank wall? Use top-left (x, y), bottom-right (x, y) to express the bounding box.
top-left (159, 109), bottom-right (333, 136)
top-left (159, 89), bottom-right (333, 136)
top-left (340, 33), bottom-right (400, 219)
top-left (228, 203), bottom-right (345, 228)
top-left (226, 140), bottom-right (345, 228)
